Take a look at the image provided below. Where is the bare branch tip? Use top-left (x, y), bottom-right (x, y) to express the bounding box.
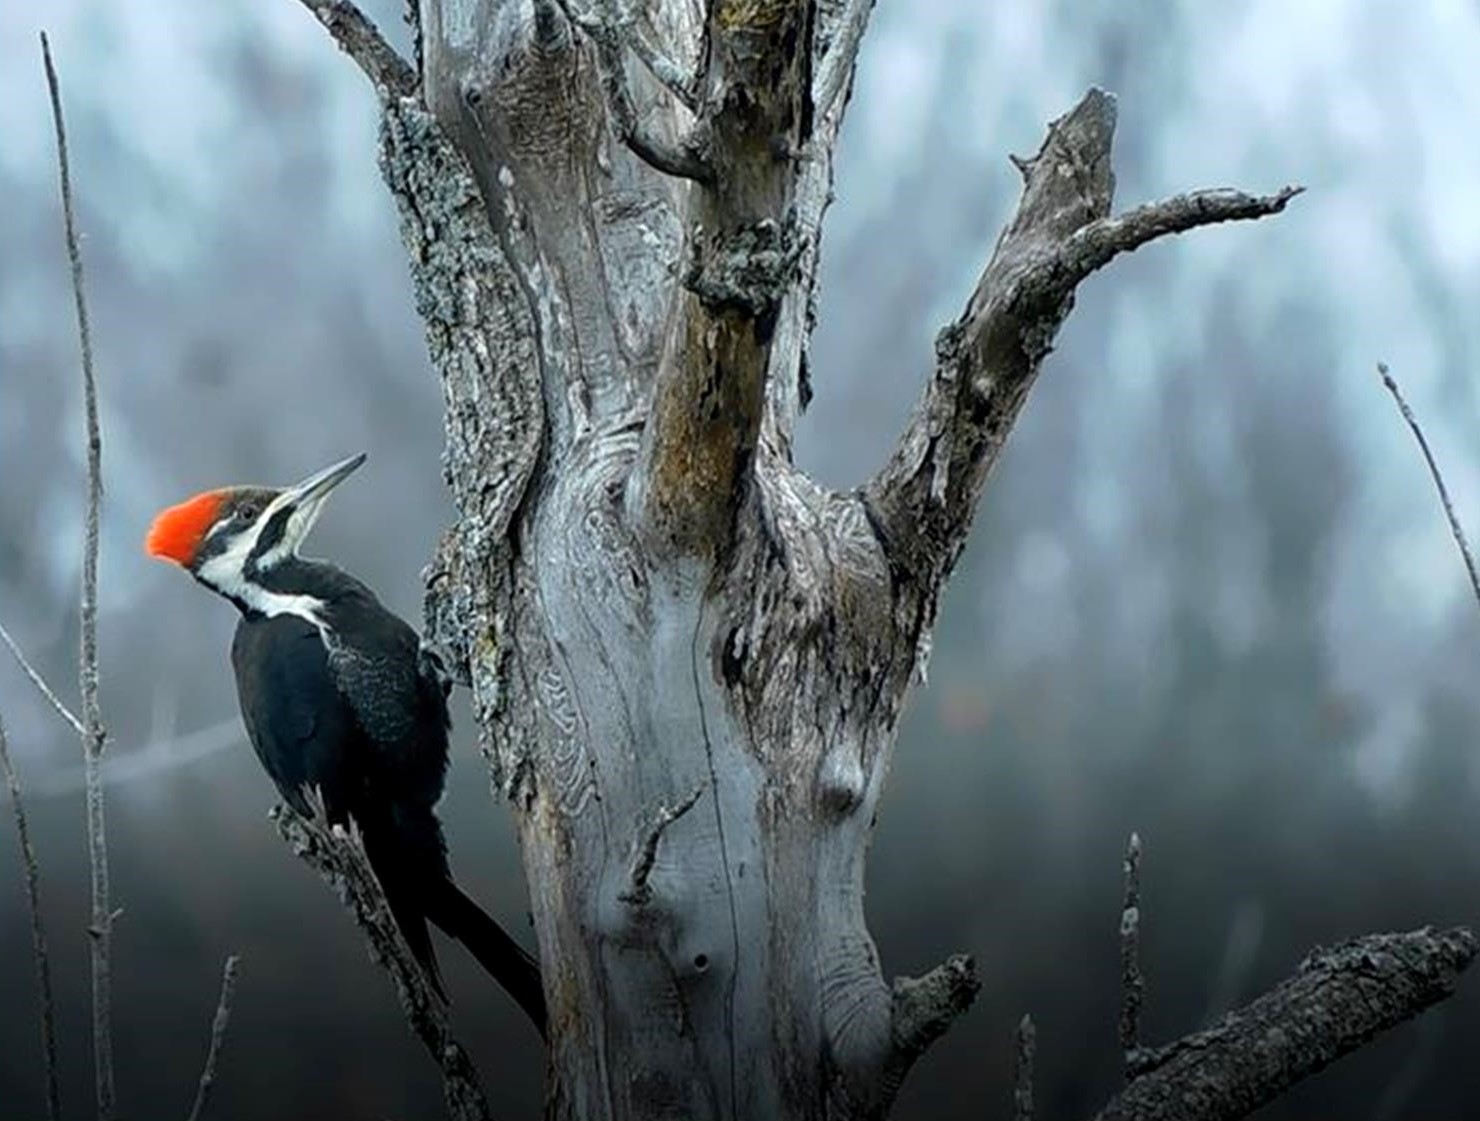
top-left (1013, 1012), bottom-right (1036, 1121)
top-left (186, 954), bottom-right (243, 1121)
top-left (0, 712), bottom-right (61, 1120)
top-left (1377, 361), bottom-right (1480, 611)
top-left (891, 953), bottom-right (981, 1061)
top-left (0, 624), bottom-right (86, 736)
top-left (1119, 828), bottom-right (1146, 1062)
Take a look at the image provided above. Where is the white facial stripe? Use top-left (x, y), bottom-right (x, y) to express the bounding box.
top-left (195, 503), bottom-right (324, 625)
top-left (252, 492), bottom-right (297, 569)
top-left (254, 491), bottom-right (324, 569)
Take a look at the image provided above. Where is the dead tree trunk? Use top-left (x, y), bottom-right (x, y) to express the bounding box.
top-left (295, 3), bottom-right (1349, 1118)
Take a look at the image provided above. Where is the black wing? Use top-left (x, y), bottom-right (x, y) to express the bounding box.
top-left (231, 613), bottom-right (361, 820)
top-left (318, 595), bottom-right (451, 813)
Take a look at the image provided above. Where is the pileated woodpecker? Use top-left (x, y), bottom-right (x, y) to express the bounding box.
top-left (146, 452), bottom-right (545, 1035)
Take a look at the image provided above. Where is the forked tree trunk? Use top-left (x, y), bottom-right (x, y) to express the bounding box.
top-left (398, 4), bottom-right (975, 1116)
top-left (295, 2), bottom-right (1350, 1117)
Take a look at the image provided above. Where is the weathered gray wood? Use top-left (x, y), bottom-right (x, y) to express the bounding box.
top-left (282, 4), bottom-right (1473, 1119)
top-left (1102, 928), bottom-right (1477, 1121)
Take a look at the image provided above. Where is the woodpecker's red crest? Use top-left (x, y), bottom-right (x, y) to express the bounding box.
top-left (145, 490), bottom-right (228, 566)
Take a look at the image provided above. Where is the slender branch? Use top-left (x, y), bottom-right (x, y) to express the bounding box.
top-left (1056, 186), bottom-right (1303, 287)
top-left (293, 0), bottom-right (417, 99)
top-left (272, 804), bottom-right (494, 1121)
top-left (619, 784), bottom-right (705, 906)
top-left (1377, 362), bottom-right (1480, 610)
top-left (1013, 1013), bottom-right (1036, 1121)
top-left (185, 955), bottom-right (241, 1121)
top-left (865, 89), bottom-right (1299, 597)
top-left (561, 0), bottom-right (713, 182)
top-left (628, 19), bottom-right (701, 112)
top-left (0, 712), bottom-right (61, 1121)
top-left (1101, 927), bottom-right (1476, 1121)
top-left (1118, 831), bottom-right (1144, 1068)
top-left (42, 32), bottom-right (116, 1121)
top-left (0, 622), bottom-right (84, 736)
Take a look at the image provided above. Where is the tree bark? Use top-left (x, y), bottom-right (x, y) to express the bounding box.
top-left (285, 5), bottom-right (1468, 1120)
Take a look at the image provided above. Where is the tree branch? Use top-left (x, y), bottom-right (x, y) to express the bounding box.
top-left (1377, 362), bottom-right (1480, 610)
top-left (0, 711), bottom-right (61, 1121)
top-left (591, 16), bottom-right (713, 181)
top-left (185, 955), bottom-right (241, 1121)
top-left (890, 952), bottom-right (980, 1065)
top-left (1057, 186), bottom-right (1302, 285)
top-left (628, 17), bottom-right (701, 112)
top-left (632, 0), bottom-right (814, 555)
top-left (42, 32), bottom-right (116, 1120)
top-left (0, 622), bottom-right (84, 736)
top-left (1118, 831), bottom-right (1144, 1068)
top-left (865, 88), bottom-right (1299, 597)
top-left (1013, 1013), bottom-right (1036, 1121)
top-left (293, 0), bottom-right (417, 99)
top-left (1101, 927), bottom-right (1475, 1121)
top-left (619, 784), bottom-right (705, 906)
top-left (271, 804), bottom-right (495, 1121)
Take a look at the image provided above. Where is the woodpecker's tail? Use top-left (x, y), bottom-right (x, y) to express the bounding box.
top-left (358, 805), bottom-right (546, 1036)
top-left (424, 875), bottom-right (548, 1038)
top-left (358, 815), bottom-right (450, 1000)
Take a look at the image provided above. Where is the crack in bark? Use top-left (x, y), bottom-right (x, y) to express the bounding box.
top-left (690, 593), bottom-right (744, 1120)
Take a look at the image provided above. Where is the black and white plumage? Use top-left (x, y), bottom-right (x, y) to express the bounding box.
top-left (146, 453), bottom-right (545, 1035)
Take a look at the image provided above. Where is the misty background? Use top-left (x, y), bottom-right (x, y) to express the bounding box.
top-left (3, 1), bottom-right (1480, 1117)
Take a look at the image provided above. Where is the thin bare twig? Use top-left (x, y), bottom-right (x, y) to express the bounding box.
top-left (42, 31), bottom-right (117, 1121)
top-left (1056, 186), bottom-right (1304, 285)
top-left (620, 784), bottom-right (705, 905)
top-left (294, 0), bottom-right (417, 99)
top-left (185, 955), bottom-right (241, 1121)
top-left (628, 21), bottom-right (701, 112)
top-left (1378, 362), bottom-right (1480, 610)
top-left (0, 622), bottom-right (85, 736)
top-left (0, 712), bottom-right (61, 1121)
top-left (1013, 1013), bottom-right (1036, 1121)
top-left (1118, 831), bottom-right (1144, 1069)
top-left (578, 4), bottom-right (713, 183)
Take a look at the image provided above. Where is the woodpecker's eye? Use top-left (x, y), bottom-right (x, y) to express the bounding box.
top-left (235, 501), bottom-right (263, 523)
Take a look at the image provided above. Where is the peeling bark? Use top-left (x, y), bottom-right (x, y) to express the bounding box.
top-left (281, 3), bottom-right (1474, 1119)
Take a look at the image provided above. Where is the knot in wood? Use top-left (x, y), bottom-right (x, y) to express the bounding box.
top-left (684, 217), bottom-right (802, 321)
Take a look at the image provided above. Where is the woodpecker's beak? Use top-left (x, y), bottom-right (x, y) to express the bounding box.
top-left (275, 452), bottom-right (367, 550)
top-left (282, 452), bottom-right (367, 509)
